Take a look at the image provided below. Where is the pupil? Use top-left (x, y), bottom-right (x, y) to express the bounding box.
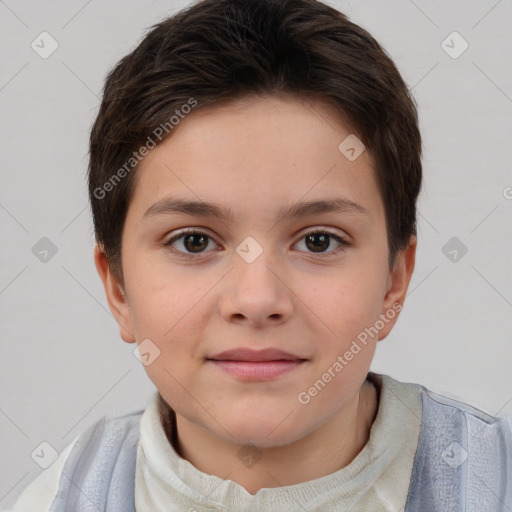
top-left (306, 233), bottom-right (329, 252)
top-left (182, 234), bottom-right (331, 253)
top-left (185, 234), bottom-right (208, 252)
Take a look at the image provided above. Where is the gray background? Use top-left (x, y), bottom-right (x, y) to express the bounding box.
top-left (1, 0), bottom-right (511, 508)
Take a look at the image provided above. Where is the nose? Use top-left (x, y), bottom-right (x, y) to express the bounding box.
top-left (219, 248), bottom-right (294, 328)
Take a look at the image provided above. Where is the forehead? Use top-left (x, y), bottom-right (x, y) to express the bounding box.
top-left (128, 94), bottom-right (383, 224)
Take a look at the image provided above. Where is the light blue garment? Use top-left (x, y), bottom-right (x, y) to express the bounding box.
top-left (48, 385), bottom-right (512, 511)
top-left (48, 410), bottom-right (141, 512)
top-left (404, 388), bottom-right (512, 511)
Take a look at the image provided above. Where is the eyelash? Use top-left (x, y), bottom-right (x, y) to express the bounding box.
top-left (164, 228), bottom-right (351, 257)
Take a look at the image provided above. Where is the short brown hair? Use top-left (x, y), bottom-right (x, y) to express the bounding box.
top-left (88, 0), bottom-right (422, 285)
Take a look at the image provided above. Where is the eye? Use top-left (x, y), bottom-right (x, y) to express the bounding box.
top-left (294, 229), bottom-right (350, 254)
top-left (164, 229), bottom-right (218, 255)
top-left (164, 228), bottom-right (350, 257)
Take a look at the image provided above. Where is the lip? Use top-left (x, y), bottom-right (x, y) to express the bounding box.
top-left (207, 348), bottom-right (307, 381)
top-left (208, 348), bottom-right (303, 362)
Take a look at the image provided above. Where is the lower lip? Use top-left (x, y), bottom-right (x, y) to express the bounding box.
top-left (209, 360), bottom-right (304, 380)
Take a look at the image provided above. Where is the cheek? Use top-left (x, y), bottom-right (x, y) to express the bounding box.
top-left (125, 272), bottom-right (215, 379)
top-left (296, 268), bottom-right (383, 341)
top-left (125, 257), bottom-right (198, 336)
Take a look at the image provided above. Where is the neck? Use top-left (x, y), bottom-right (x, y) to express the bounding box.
top-left (159, 379), bottom-right (379, 494)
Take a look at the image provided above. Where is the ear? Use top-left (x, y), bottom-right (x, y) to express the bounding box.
top-left (378, 234), bottom-right (417, 341)
top-left (93, 244), bottom-right (136, 344)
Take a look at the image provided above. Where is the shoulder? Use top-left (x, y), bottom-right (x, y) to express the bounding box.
top-left (7, 435), bottom-right (80, 512)
top-left (8, 409), bottom-right (144, 512)
top-left (404, 382), bottom-right (512, 510)
top-left (71, 407), bottom-right (144, 453)
top-left (420, 385), bottom-right (512, 466)
top-left (420, 384), bottom-right (512, 431)
top-left (375, 371), bottom-right (512, 431)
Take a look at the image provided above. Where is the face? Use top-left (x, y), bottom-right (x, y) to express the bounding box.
top-left (96, 94), bottom-right (415, 448)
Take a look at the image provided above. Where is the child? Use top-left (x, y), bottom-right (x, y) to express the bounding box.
top-left (10, 0), bottom-right (512, 510)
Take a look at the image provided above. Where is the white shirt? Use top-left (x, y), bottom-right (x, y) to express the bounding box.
top-left (134, 373), bottom-right (423, 511)
top-left (9, 373), bottom-right (423, 511)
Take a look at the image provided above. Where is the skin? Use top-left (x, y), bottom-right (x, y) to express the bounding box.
top-left (95, 93), bottom-right (416, 494)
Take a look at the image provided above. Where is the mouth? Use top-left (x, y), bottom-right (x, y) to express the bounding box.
top-left (207, 348), bottom-right (307, 380)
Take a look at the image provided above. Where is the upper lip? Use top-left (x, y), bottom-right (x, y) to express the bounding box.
top-left (208, 348), bottom-right (304, 362)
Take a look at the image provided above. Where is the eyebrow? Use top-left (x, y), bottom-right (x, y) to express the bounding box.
top-left (141, 196), bottom-right (370, 222)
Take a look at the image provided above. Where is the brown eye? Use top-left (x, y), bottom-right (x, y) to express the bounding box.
top-left (182, 233), bottom-right (209, 252)
top-left (165, 230), bottom-right (216, 255)
top-left (305, 233), bottom-right (330, 252)
top-left (295, 230), bottom-right (349, 254)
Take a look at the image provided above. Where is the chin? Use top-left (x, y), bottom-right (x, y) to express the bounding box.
top-left (222, 414), bottom-right (312, 449)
